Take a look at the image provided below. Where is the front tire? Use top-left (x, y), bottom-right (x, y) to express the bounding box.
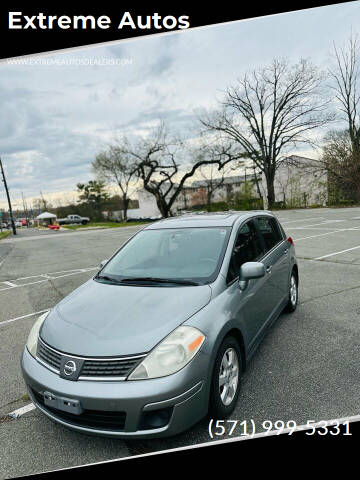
top-left (285, 271), bottom-right (298, 312)
top-left (209, 336), bottom-right (242, 419)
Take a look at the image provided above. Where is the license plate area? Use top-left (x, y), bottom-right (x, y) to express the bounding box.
top-left (43, 391), bottom-right (83, 415)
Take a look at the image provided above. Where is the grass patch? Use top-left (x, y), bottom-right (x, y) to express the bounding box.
top-left (62, 221), bottom-right (150, 230)
top-left (0, 230), bottom-right (11, 240)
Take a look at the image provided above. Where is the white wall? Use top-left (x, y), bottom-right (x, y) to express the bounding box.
top-left (260, 159), bottom-right (327, 208)
top-left (128, 190), bottom-right (161, 219)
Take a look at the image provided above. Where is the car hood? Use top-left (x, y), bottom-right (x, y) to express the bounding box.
top-left (40, 279), bottom-right (212, 356)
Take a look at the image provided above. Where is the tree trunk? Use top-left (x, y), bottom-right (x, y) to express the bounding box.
top-left (122, 196), bottom-right (129, 221)
top-left (265, 170), bottom-right (276, 209)
top-left (158, 202), bottom-right (171, 218)
top-left (253, 169), bottom-right (263, 209)
top-left (156, 195), bottom-right (171, 218)
top-left (143, 186), bottom-right (171, 218)
top-left (206, 189), bottom-right (212, 212)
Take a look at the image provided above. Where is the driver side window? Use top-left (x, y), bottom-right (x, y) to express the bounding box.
top-left (227, 220), bottom-right (265, 284)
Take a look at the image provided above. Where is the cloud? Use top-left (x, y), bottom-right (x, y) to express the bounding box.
top-left (0, 2), bottom-right (359, 209)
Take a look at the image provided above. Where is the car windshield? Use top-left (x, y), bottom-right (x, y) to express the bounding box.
top-left (97, 227), bottom-right (231, 285)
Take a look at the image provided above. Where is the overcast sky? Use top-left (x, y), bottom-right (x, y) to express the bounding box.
top-left (1, 2), bottom-right (360, 210)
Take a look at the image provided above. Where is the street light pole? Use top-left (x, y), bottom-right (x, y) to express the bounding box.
top-left (0, 157), bottom-right (16, 235)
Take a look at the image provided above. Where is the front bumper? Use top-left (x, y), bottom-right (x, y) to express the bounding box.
top-left (21, 347), bottom-right (209, 439)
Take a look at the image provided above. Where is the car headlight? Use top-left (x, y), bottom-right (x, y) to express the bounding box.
top-left (26, 311), bottom-right (49, 358)
top-left (128, 326), bottom-right (205, 380)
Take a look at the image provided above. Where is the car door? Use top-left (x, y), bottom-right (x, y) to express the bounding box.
top-left (225, 219), bottom-right (273, 350)
top-left (254, 216), bottom-right (289, 316)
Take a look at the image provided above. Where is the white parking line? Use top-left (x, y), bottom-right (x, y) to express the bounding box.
top-left (2, 281), bottom-right (17, 287)
top-left (295, 230), bottom-right (342, 242)
top-left (291, 227), bottom-right (344, 231)
top-left (0, 309), bottom-right (49, 327)
top-left (0, 267), bottom-right (97, 292)
top-left (315, 244), bottom-right (360, 260)
top-left (292, 220), bottom-right (347, 229)
top-left (13, 268), bottom-right (94, 281)
top-left (6, 403), bottom-right (35, 419)
top-left (281, 217), bottom-right (325, 224)
top-left (0, 225), bottom-right (142, 243)
top-left (294, 227), bottom-right (360, 242)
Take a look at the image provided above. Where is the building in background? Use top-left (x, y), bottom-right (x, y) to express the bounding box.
top-left (261, 155), bottom-right (327, 209)
top-left (122, 155), bottom-right (327, 219)
top-left (175, 173), bottom-right (260, 209)
top-left (127, 173), bottom-right (261, 219)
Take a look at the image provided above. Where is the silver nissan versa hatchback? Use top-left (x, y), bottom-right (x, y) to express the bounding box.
top-left (21, 212), bottom-right (298, 438)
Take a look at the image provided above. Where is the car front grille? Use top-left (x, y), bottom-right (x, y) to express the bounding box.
top-left (37, 340), bottom-right (61, 372)
top-left (36, 337), bottom-right (145, 380)
top-left (80, 358), bottom-right (141, 378)
top-left (30, 388), bottom-right (126, 431)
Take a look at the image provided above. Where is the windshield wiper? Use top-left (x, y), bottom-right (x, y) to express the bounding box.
top-left (95, 275), bottom-right (123, 284)
top-left (120, 277), bottom-right (199, 286)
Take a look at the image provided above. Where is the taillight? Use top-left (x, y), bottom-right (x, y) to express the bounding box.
top-left (287, 236), bottom-right (294, 245)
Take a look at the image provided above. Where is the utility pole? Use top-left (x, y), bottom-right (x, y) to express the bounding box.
top-left (0, 157), bottom-right (16, 235)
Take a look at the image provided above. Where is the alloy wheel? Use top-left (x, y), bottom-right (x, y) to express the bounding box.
top-left (290, 275), bottom-right (297, 306)
top-left (219, 347), bottom-right (239, 406)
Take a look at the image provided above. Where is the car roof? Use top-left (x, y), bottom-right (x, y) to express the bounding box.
top-left (144, 211), bottom-right (274, 229)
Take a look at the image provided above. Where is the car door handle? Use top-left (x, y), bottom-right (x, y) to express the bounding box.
top-left (284, 249), bottom-right (288, 255)
top-left (266, 266), bottom-right (272, 274)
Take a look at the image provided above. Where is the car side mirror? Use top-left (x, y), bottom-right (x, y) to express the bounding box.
top-left (238, 262), bottom-right (265, 290)
top-left (100, 259), bottom-right (108, 269)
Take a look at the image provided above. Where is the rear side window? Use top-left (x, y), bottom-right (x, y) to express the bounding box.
top-left (278, 222), bottom-right (286, 239)
top-left (255, 217), bottom-right (283, 252)
top-left (227, 220), bottom-right (265, 283)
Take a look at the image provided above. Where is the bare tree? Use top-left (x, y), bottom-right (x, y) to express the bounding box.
top-left (200, 58), bottom-right (333, 208)
top-left (198, 164), bottom-right (229, 211)
top-left (125, 123), bottom-right (246, 218)
top-left (321, 129), bottom-right (360, 203)
top-left (33, 196), bottom-right (51, 212)
top-left (194, 149), bottom-right (242, 211)
top-left (93, 143), bottom-right (138, 221)
top-left (302, 35), bottom-right (360, 206)
top-left (329, 34), bottom-right (360, 154)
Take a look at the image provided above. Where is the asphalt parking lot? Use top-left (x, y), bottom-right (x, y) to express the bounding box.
top-left (1, 207), bottom-right (360, 478)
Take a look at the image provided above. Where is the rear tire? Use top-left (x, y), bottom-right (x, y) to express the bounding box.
top-left (285, 270), bottom-right (298, 313)
top-left (209, 336), bottom-right (242, 419)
